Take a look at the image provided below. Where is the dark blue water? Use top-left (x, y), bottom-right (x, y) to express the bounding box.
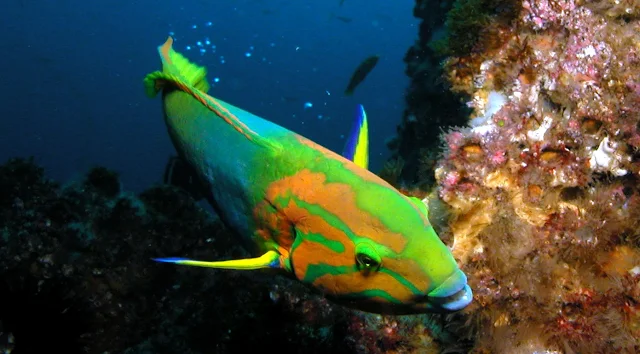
top-left (0, 1), bottom-right (417, 191)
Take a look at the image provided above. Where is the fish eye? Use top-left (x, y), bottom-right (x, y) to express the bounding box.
top-left (355, 242), bottom-right (381, 271)
top-left (356, 254), bottom-right (378, 268)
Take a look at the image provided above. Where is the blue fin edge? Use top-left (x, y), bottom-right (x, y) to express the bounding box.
top-left (342, 104), bottom-right (366, 160)
top-left (153, 257), bottom-right (189, 263)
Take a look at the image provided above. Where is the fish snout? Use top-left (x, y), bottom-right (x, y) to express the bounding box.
top-left (427, 269), bottom-right (473, 312)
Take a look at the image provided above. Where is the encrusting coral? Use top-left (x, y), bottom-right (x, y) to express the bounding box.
top-left (401, 0), bottom-right (640, 352)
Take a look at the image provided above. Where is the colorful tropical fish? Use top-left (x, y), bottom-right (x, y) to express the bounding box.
top-left (144, 37), bottom-right (472, 314)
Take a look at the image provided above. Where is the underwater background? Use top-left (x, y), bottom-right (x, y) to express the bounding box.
top-left (0, 0), bottom-right (414, 191)
top-left (2, 0), bottom-right (640, 353)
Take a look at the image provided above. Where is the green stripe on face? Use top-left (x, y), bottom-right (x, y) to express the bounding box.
top-left (379, 267), bottom-right (423, 295)
top-left (337, 289), bottom-right (403, 304)
top-left (274, 183), bottom-right (426, 302)
top-left (272, 136), bottom-right (427, 240)
top-left (272, 188), bottom-right (406, 252)
top-left (303, 264), bottom-right (354, 282)
top-left (302, 263), bottom-right (423, 299)
top-left (271, 191), bottom-right (358, 241)
top-left (300, 231), bottom-right (346, 253)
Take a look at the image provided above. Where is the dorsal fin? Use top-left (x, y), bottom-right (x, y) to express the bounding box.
top-left (342, 104), bottom-right (369, 169)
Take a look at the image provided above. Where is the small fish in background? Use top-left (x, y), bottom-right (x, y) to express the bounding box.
top-left (344, 55), bottom-right (379, 96)
top-left (339, 0), bottom-right (346, 5)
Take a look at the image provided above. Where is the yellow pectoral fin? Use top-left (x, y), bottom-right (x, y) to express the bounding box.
top-left (153, 250), bottom-right (281, 270)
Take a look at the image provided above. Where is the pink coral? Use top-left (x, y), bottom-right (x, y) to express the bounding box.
top-left (428, 0), bottom-right (640, 352)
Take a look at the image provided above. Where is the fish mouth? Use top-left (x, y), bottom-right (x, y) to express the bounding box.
top-left (427, 270), bottom-right (473, 312)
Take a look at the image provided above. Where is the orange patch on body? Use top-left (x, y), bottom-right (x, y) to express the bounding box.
top-left (312, 263), bottom-right (426, 300)
top-left (253, 200), bottom-right (294, 251)
top-left (282, 201), bottom-right (356, 278)
top-left (286, 204), bottom-right (349, 247)
top-left (265, 169), bottom-right (408, 254)
top-left (290, 237), bottom-right (353, 277)
top-left (295, 135), bottom-right (431, 229)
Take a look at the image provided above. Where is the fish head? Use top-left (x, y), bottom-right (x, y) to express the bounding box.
top-left (286, 182), bottom-right (473, 315)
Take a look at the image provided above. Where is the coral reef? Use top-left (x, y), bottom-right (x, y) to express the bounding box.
top-left (398, 0), bottom-right (640, 352)
top-left (386, 0), bottom-right (471, 190)
top-left (5, 0), bottom-right (639, 352)
top-left (0, 158), bottom-right (458, 354)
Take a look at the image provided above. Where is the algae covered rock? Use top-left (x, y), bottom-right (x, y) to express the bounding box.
top-left (396, 0), bottom-right (640, 352)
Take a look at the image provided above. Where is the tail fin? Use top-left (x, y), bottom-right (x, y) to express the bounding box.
top-left (143, 37), bottom-right (210, 98)
top-left (143, 37), bottom-right (283, 153)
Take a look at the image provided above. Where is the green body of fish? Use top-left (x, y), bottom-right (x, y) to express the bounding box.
top-left (144, 37), bottom-right (473, 315)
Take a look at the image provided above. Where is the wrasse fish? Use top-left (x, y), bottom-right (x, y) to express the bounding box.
top-left (344, 54), bottom-right (379, 96)
top-left (144, 37), bottom-right (472, 314)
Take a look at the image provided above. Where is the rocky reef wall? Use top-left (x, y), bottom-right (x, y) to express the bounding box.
top-left (394, 0), bottom-right (640, 352)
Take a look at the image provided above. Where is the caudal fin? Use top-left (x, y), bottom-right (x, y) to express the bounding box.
top-left (143, 37), bottom-right (282, 152)
top-left (143, 37), bottom-right (210, 98)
